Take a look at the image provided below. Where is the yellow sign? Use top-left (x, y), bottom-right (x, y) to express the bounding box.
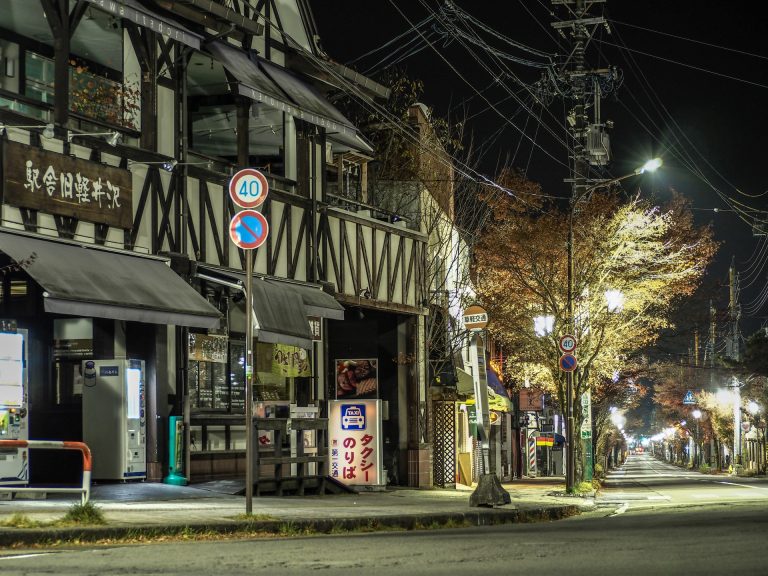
top-left (272, 344), bottom-right (310, 377)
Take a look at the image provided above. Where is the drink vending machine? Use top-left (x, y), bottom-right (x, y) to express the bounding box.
top-left (0, 330), bottom-right (28, 486)
top-left (82, 359), bottom-right (146, 480)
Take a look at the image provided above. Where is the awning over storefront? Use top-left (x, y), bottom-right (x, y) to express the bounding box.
top-left (0, 230), bottom-right (221, 328)
top-left (264, 278), bottom-right (345, 321)
top-left (83, 0), bottom-right (202, 50)
top-left (456, 367), bottom-right (474, 395)
top-left (206, 41), bottom-right (372, 153)
top-left (195, 265), bottom-right (344, 348)
top-left (250, 279), bottom-right (314, 349)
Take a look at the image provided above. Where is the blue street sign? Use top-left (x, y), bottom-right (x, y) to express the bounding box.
top-left (683, 390), bottom-right (696, 405)
top-left (229, 209), bottom-right (269, 250)
top-left (559, 353), bottom-right (577, 372)
top-left (341, 404), bottom-right (366, 430)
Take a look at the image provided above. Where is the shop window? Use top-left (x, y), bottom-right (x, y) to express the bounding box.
top-left (24, 53), bottom-right (55, 104)
top-left (187, 53), bottom-right (286, 177)
top-left (51, 318), bottom-right (94, 406)
top-left (23, 52), bottom-right (137, 130)
top-left (187, 334), bottom-right (247, 413)
top-left (188, 333), bottom-right (313, 414)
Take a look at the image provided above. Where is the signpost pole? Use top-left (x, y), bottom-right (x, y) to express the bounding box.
top-left (245, 250), bottom-right (254, 515)
top-left (228, 167), bottom-right (270, 516)
top-left (462, 305), bottom-right (511, 508)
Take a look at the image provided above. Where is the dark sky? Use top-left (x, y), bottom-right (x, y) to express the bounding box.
top-left (313, 1), bottom-right (768, 338)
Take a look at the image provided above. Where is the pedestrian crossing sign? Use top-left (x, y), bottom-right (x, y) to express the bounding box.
top-left (683, 390), bottom-right (695, 405)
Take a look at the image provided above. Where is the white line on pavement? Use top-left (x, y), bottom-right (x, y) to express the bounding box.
top-left (715, 481), bottom-right (768, 491)
top-left (610, 503), bottom-right (628, 517)
top-left (0, 553), bottom-right (55, 560)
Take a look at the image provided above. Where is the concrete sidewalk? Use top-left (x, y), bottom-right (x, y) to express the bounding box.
top-left (0, 477), bottom-right (592, 546)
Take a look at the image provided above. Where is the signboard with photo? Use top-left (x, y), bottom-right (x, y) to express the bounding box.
top-left (335, 358), bottom-right (378, 399)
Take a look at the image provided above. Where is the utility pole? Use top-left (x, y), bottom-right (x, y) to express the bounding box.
top-left (726, 257), bottom-right (743, 466)
top-left (550, 0), bottom-right (611, 492)
top-left (726, 256), bottom-right (741, 361)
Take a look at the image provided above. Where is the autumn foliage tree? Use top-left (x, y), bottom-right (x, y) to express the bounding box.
top-left (473, 169), bottom-right (717, 482)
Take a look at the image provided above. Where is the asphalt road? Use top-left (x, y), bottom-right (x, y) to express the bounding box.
top-left (2, 454), bottom-right (767, 576)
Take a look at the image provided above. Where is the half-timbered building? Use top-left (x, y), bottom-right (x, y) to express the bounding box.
top-left (0, 0), bottom-right (430, 491)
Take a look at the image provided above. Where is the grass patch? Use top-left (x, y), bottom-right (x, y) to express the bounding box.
top-left (1, 513), bottom-right (46, 529)
top-left (233, 513), bottom-right (277, 522)
top-left (574, 481), bottom-right (595, 494)
top-left (55, 502), bottom-right (106, 526)
top-left (1, 502), bottom-right (105, 530)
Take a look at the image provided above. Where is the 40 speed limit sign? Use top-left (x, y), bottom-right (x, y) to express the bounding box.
top-left (229, 168), bottom-right (269, 209)
top-left (558, 334), bottom-right (577, 353)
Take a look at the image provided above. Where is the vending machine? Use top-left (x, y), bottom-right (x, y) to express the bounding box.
top-left (82, 359), bottom-right (146, 480)
top-left (0, 330), bottom-right (28, 486)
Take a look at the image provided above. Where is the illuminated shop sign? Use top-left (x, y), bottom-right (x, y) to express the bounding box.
top-left (329, 399), bottom-right (384, 486)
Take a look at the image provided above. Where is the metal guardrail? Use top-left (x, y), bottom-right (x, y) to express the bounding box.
top-left (0, 440), bottom-right (93, 504)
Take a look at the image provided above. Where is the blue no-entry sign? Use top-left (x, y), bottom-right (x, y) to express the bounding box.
top-left (559, 353), bottom-right (577, 372)
top-left (229, 209), bottom-right (269, 250)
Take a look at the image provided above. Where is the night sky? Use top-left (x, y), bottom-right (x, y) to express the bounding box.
top-left (313, 1), bottom-right (768, 337)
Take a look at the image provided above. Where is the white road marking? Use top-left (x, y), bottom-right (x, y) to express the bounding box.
top-left (610, 503), bottom-right (628, 517)
top-left (0, 553), bottom-right (55, 560)
top-left (715, 481), bottom-right (768, 491)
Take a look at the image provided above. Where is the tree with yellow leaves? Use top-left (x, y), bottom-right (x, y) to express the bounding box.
top-left (473, 169), bottom-right (717, 483)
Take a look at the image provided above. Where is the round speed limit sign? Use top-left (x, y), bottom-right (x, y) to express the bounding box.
top-left (559, 334), bottom-right (577, 353)
top-left (229, 168), bottom-right (269, 209)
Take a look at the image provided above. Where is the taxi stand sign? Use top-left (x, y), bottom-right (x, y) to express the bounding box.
top-left (227, 168), bottom-right (270, 516)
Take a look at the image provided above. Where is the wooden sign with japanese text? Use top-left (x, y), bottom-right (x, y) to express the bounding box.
top-left (3, 140), bottom-right (133, 228)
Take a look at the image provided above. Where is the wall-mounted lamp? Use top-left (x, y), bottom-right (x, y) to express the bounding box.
top-left (67, 130), bottom-right (121, 147)
top-left (0, 123), bottom-right (55, 139)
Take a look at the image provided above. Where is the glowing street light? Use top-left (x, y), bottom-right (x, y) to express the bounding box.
top-left (564, 158), bottom-right (662, 492)
top-left (605, 289), bottom-right (625, 313)
top-left (692, 409), bottom-right (702, 467)
top-left (533, 315), bottom-right (554, 337)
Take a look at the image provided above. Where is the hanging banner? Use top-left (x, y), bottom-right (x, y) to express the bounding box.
top-left (271, 344), bottom-right (310, 377)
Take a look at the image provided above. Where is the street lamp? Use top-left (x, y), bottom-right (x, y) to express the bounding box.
top-left (533, 315), bottom-right (554, 337)
top-left (747, 401), bottom-right (762, 473)
top-left (565, 158), bottom-right (662, 493)
top-left (692, 409), bottom-right (702, 468)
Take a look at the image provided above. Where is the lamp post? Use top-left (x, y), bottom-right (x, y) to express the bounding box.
top-left (747, 401), bottom-right (761, 473)
top-left (565, 158), bottom-right (662, 493)
top-left (692, 409), bottom-right (702, 468)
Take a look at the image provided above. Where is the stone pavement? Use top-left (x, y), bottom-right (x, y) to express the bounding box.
top-left (0, 477), bottom-right (594, 546)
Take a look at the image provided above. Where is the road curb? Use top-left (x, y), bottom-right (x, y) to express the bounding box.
top-left (0, 504), bottom-right (581, 547)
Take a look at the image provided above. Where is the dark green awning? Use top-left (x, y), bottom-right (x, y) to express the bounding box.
top-left (0, 230), bottom-right (221, 328)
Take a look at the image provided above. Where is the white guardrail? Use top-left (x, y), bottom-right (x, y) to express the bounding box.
top-left (0, 440), bottom-right (92, 504)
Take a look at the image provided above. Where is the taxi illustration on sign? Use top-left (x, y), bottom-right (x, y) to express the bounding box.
top-left (341, 405), bottom-right (366, 430)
